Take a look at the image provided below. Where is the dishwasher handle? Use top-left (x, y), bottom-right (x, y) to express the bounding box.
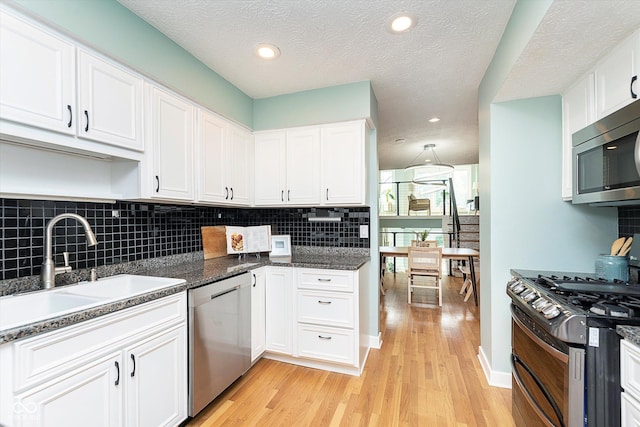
top-left (210, 285), bottom-right (240, 300)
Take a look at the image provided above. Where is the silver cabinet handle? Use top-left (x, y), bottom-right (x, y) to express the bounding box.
top-left (318, 300), bottom-right (332, 304)
top-left (318, 335), bottom-right (332, 340)
top-left (317, 278), bottom-right (332, 282)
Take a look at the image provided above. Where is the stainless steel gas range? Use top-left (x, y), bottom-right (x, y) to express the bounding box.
top-left (507, 270), bottom-right (640, 427)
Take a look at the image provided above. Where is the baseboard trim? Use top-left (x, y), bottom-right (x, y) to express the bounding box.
top-left (369, 332), bottom-right (382, 349)
top-left (478, 345), bottom-right (511, 389)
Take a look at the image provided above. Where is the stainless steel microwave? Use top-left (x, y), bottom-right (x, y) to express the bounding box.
top-left (572, 100), bottom-right (640, 205)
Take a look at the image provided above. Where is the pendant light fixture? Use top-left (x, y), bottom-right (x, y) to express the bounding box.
top-left (405, 143), bottom-right (454, 185)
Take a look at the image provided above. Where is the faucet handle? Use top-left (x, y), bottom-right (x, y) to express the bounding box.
top-left (62, 252), bottom-right (70, 267)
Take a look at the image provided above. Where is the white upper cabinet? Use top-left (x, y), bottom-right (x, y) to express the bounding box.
top-left (0, 9), bottom-right (75, 135)
top-left (561, 74), bottom-right (595, 200)
top-left (227, 123), bottom-right (253, 205)
top-left (254, 131), bottom-right (287, 205)
top-left (595, 29), bottom-right (639, 119)
top-left (150, 87), bottom-right (194, 201)
top-left (77, 50), bottom-right (144, 151)
top-left (197, 110), bottom-right (253, 205)
top-left (321, 120), bottom-right (366, 205)
top-left (254, 127), bottom-right (320, 206)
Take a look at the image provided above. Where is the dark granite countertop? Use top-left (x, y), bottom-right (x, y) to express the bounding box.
top-left (0, 248), bottom-right (369, 344)
top-left (618, 325), bottom-right (640, 346)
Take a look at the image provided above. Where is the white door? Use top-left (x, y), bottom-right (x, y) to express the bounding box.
top-left (286, 127), bottom-right (320, 205)
top-left (15, 353), bottom-right (122, 427)
top-left (77, 50), bottom-right (144, 151)
top-left (251, 267), bottom-right (267, 362)
top-left (265, 267), bottom-right (293, 355)
top-left (227, 124), bottom-right (253, 205)
top-left (151, 87), bottom-right (194, 200)
top-left (125, 325), bottom-right (187, 427)
top-left (595, 32), bottom-right (639, 118)
top-left (321, 121), bottom-right (365, 205)
top-left (0, 10), bottom-right (75, 135)
top-left (197, 110), bottom-right (228, 203)
top-left (254, 132), bottom-right (287, 205)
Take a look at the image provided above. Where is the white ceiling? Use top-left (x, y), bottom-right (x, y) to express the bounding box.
top-left (117, 0), bottom-right (640, 170)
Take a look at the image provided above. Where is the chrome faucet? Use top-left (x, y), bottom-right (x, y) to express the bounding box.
top-left (41, 213), bottom-right (98, 289)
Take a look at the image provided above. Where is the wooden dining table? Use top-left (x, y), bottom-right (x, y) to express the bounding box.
top-left (379, 246), bottom-right (480, 305)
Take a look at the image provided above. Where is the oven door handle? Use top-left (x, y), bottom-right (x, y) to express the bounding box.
top-left (511, 353), bottom-right (566, 427)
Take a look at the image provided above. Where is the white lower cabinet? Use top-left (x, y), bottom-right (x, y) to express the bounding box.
top-left (264, 267), bottom-right (293, 355)
top-left (0, 292), bottom-right (187, 427)
top-left (261, 265), bottom-right (368, 376)
top-left (251, 267), bottom-right (267, 362)
top-left (621, 339), bottom-right (640, 427)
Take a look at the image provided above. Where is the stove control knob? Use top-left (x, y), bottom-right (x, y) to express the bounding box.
top-left (532, 297), bottom-right (551, 311)
top-left (511, 283), bottom-right (526, 294)
top-left (522, 290), bottom-right (538, 302)
top-left (542, 305), bottom-right (561, 319)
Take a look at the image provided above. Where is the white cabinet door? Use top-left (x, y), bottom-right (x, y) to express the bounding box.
top-left (255, 131), bottom-right (287, 205)
top-left (561, 74), bottom-right (595, 200)
top-left (125, 325), bottom-right (186, 427)
top-left (151, 87), bottom-right (194, 200)
top-left (321, 121), bottom-right (365, 205)
top-left (595, 30), bottom-right (639, 119)
top-left (77, 50), bottom-right (144, 151)
top-left (15, 352), bottom-right (122, 427)
top-left (0, 9), bottom-right (75, 135)
top-left (286, 127), bottom-right (320, 205)
top-left (198, 110), bottom-right (228, 203)
top-left (251, 267), bottom-right (267, 362)
top-left (227, 124), bottom-right (253, 205)
top-left (265, 267), bottom-right (293, 355)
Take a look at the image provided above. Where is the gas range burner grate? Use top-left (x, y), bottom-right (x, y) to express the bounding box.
top-left (533, 275), bottom-right (640, 297)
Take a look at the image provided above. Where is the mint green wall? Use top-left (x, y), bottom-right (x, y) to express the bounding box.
top-left (11, 0), bottom-right (253, 126)
top-left (253, 81), bottom-right (374, 130)
top-left (478, 0), bottom-right (617, 378)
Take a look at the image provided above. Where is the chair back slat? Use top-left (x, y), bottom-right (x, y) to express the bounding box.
top-left (408, 246), bottom-right (442, 275)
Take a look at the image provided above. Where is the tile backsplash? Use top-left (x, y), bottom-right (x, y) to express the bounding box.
top-left (0, 198), bottom-right (369, 280)
top-left (619, 206), bottom-right (640, 236)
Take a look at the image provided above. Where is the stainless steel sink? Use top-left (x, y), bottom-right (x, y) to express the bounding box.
top-left (226, 263), bottom-right (258, 272)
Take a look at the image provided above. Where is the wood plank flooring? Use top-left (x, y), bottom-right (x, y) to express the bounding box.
top-left (187, 272), bottom-right (514, 426)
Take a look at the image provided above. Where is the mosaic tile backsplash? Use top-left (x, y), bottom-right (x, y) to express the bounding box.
top-left (0, 198), bottom-right (370, 280)
top-left (619, 206), bottom-right (640, 237)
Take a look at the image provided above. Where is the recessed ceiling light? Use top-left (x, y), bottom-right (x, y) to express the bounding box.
top-left (255, 43), bottom-right (281, 59)
top-left (428, 117), bottom-right (440, 123)
top-left (387, 13), bottom-right (417, 33)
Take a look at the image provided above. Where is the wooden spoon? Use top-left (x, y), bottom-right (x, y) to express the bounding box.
top-left (619, 237), bottom-right (634, 257)
top-left (611, 237), bottom-right (626, 255)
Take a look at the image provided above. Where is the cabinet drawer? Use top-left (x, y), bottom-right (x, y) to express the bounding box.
top-left (297, 291), bottom-right (354, 328)
top-left (12, 292), bottom-right (186, 392)
top-left (622, 392), bottom-right (640, 426)
top-left (297, 268), bottom-right (354, 292)
top-left (296, 324), bottom-right (355, 366)
top-left (621, 340), bottom-right (640, 397)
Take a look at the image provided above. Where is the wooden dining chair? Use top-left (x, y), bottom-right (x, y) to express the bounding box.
top-left (459, 263), bottom-right (479, 303)
top-left (410, 239), bottom-right (438, 248)
top-left (407, 246), bottom-right (443, 305)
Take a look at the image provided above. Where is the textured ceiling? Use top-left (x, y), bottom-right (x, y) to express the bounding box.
top-left (117, 0), bottom-right (639, 170)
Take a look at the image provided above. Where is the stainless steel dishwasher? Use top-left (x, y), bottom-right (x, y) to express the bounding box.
top-left (188, 272), bottom-right (251, 416)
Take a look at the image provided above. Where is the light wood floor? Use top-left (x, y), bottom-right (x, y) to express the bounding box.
top-left (187, 271), bottom-right (514, 426)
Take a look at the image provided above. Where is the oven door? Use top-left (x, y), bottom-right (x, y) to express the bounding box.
top-left (511, 305), bottom-right (585, 427)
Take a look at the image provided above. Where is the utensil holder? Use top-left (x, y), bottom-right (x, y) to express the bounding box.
top-left (595, 254), bottom-right (629, 282)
